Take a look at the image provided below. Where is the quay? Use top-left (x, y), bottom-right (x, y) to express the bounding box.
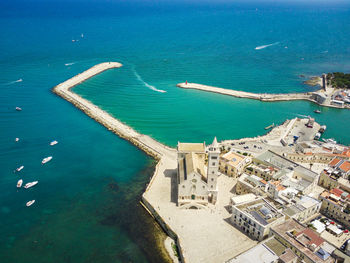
top-left (53, 63), bottom-right (258, 263)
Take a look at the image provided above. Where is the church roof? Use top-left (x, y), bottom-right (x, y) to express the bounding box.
top-left (178, 152), bottom-right (206, 181)
top-left (178, 142), bottom-right (205, 153)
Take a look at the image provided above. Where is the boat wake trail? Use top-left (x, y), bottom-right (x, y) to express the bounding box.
top-left (296, 114), bottom-right (309, 118)
top-left (65, 62), bottom-right (76, 66)
top-left (4, 79), bottom-right (23, 85)
top-left (133, 69), bottom-right (166, 93)
top-left (255, 42), bottom-right (280, 50)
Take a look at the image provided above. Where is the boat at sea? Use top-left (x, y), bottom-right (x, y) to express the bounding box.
top-left (314, 109), bottom-right (321, 114)
top-left (15, 165), bottom-right (24, 172)
top-left (24, 181), bottom-right (38, 189)
top-left (50, 140), bottom-right (58, 146)
top-left (15, 107), bottom-right (22, 111)
top-left (265, 123), bottom-right (275, 130)
top-left (17, 179), bottom-right (23, 188)
top-left (42, 156), bottom-right (52, 164)
top-left (26, 200), bottom-right (35, 207)
top-left (15, 137), bottom-right (19, 142)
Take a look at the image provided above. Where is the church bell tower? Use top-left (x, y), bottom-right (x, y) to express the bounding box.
top-left (207, 137), bottom-right (220, 204)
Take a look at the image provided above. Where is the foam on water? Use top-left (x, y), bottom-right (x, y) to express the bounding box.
top-left (4, 79), bottom-right (23, 85)
top-left (255, 42), bottom-right (280, 50)
top-left (133, 68), bottom-right (166, 93)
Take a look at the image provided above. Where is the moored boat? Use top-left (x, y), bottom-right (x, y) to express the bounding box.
top-left (314, 109), bottom-right (321, 114)
top-left (26, 200), bottom-right (35, 207)
top-left (17, 179), bottom-right (23, 188)
top-left (265, 123), bottom-right (275, 130)
top-left (42, 156), bottom-right (52, 164)
top-left (15, 137), bottom-right (19, 142)
top-left (15, 107), bottom-right (22, 111)
top-left (24, 181), bottom-right (38, 189)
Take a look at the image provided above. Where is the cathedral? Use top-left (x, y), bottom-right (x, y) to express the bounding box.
top-left (177, 137), bottom-right (220, 208)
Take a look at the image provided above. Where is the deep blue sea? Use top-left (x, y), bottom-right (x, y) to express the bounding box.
top-left (1, 1), bottom-right (350, 262)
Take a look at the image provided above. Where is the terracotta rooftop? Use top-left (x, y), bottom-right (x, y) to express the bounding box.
top-left (331, 188), bottom-right (343, 197)
top-left (340, 161), bottom-right (350, 172)
top-left (329, 158), bottom-right (342, 167)
top-left (295, 228), bottom-right (324, 247)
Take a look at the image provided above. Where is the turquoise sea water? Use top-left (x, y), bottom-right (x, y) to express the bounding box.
top-left (1, 1), bottom-right (350, 262)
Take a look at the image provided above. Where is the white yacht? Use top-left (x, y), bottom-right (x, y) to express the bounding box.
top-left (42, 156), bottom-right (52, 164)
top-left (16, 165), bottom-right (24, 172)
top-left (24, 181), bottom-right (38, 189)
top-left (17, 179), bottom-right (23, 188)
top-left (50, 140), bottom-right (58, 146)
top-left (15, 107), bottom-right (22, 111)
top-left (26, 200), bottom-right (35, 207)
top-left (15, 138), bottom-right (20, 142)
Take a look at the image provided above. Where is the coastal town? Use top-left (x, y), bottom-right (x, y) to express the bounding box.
top-left (52, 63), bottom-right (350, 263)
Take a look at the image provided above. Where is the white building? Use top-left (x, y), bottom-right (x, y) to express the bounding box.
top-left (231, 197), bottom-right (285, 241)
top-left (177, 138), bottom-right (220, 208)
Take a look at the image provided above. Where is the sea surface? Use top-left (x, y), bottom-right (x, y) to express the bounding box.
top-left (1, 1), bottom-right (350, 262)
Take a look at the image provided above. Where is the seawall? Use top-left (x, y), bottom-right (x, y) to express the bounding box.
top-left (177, 82), bottom-right (313, 102)
top-left (52, 62), bottom-right (182, 262)
top-left (53, 62), bottom-right (175, 160)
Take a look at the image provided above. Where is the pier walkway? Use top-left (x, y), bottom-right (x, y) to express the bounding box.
top-left (177, 82), bottom-right (313, 102)
top-left (53, 62), bottom-right (175, 159)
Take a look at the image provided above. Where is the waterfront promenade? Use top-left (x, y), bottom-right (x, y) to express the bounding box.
top-left (53, 63), bottom-right (257, 263)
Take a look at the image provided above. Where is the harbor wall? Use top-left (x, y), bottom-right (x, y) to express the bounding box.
top-left (177, 82), bottom-right (349, 109)
top-left (52, 62), bottom-right (184, 262)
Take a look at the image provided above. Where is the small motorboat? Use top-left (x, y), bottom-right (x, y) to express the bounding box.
top-left (26, 200), bottom-right (35, 207)
top-left (314, 109), bottom-right (321, 114)
top-left (17, 179), bottom-right (23, 188)
top-left (24, 181), bottom-right (38, 189)
top-left (50, 140), bottom-right (58, 146)
top-left (15, 138), bottom-right (20, 142)
top-left (42, 156), bottom-right (52, 164)
top-left (15, 165), bottom-right (24, 172)
top-left (15, 107), bottom-right (22, 111)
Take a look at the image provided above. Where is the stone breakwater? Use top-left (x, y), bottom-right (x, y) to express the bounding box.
top-left (53, 62), bottom-right (175, 160)
top-left (177, 82), bottom-right (315, 102)
top-left (52, 62), bottom-right (183, 262)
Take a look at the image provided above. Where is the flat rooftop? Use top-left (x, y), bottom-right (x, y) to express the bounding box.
top-left (236, 198), bottom-right (284, 226)
top-left (221, 151), bottom-right (247, 167)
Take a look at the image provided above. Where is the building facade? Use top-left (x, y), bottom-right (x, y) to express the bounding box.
top-left (219, 151), bottom-right (251, 178)
top-left (177, 138), bottom-right (219, 208)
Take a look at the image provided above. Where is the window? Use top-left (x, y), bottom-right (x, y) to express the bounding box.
top-left (212, 162), bottom-right (216, 166)
top-left (191, 195), bottom-right (195, 200)
top-left (212, 156), bottom-right (218, 160)
top-left (211, 178), bottom-right (214, 181)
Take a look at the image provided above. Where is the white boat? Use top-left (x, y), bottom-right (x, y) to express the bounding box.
top-left (81, 33), bottom-right (84, 38)
top-left (17, 179), bottom-right (23, 188)
top-left (15, 107), bottom-right (22, 111)
top-left (15, 137), bottom-right (20, 142)
top-left (50, 140), bottom-right (58, 146)
top-left (26, 200), bottom-right (35, 207)
top-left (24, 181), bottom-right (38, 189)
top-left (16, 165), bottom-right (24, 172)
top-left (323, 138), bottom-right (337, 144)
top-left (42, 156), bottom-right (52, 164)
